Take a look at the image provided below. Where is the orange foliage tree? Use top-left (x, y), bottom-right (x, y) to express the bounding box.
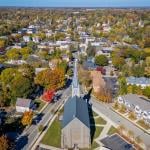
top-left (0, 135), bottom-right (9, 150)
top-left (35, 68), bottom-right (65, 90)
top-left (94, 87), bottom-right (112, 103)
top-left (21, 111), bottom-right (33, 126)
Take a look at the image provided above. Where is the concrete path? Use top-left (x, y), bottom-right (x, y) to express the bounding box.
top-left (99, 122), bottom-right (112, 139)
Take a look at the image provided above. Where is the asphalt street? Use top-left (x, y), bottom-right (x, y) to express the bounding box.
top-left (16, 86), bottom-right (71, 150)
top-left (91, 98), bottom-right (150, 147)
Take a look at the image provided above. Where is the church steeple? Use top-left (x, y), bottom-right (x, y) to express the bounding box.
top-left (72, 59), bottom-right (80, 97)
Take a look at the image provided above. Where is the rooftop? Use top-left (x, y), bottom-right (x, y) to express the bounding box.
top-left (120, 94), bottom-right (150, 111)
top-left (16, 98), bottom-right (31, 108)
top-left (127, 76), bottom-right (150, 85)
top-left (62, 96), bottom-right (90, 129)
top-left (101, 134), bottom-right (135, 150)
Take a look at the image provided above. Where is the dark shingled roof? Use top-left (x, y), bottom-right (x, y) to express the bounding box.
top-left (101, 134), bottom-right (135, 150)
top-left (62, 96), bottom-right (90, 128)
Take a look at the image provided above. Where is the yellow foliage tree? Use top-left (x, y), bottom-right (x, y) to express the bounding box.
top-left (35, 68), bottom-right (65, 90)
top-left (21, 111), bottom-right (33, 126)
top-left (0, 40), bottom-right (5, 49)
top-left (0, 135), bottom-right (9, 150)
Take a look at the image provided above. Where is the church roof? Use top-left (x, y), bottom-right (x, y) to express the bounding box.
top-left (62, 96), bottom-right (90, 129)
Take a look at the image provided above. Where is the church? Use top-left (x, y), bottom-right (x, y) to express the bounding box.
top-left (61, 59), bottom-right (91, 149)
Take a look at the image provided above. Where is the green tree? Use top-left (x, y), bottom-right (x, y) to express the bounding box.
top-left (118, 77), bottom-right (127, 95)
top-left (143, 86), bottom-right (150, 98)
top-left (95, 55), bottom-right (108, 66)
top-left (6, 48), bottom-right (20, 60)
top-left (112, 57), bottom-right (125, 70)
top-left (10, 74), bottom-right (32, 105)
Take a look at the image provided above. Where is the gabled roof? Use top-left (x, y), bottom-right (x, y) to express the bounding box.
top-left (62, 96), bottom-right (90, 129)
top-left (16, 98), bottom-right (31, 108)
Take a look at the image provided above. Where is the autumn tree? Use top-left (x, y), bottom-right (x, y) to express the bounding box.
top-left (6, 48), bottom-right (20, 60)
top-left (0, 135), bottom-right (9, 150)
top-left (21, 111), bottom-right (33, 126)
top-left (0, 40), bottom-right (5, 50)
top-left (35, 68), bottom-right (65, 90)
top-left (20, 47), bottom-right (32, 60)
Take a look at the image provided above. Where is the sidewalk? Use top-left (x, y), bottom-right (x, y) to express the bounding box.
top-left (31, 100), bottom-right (66, 150)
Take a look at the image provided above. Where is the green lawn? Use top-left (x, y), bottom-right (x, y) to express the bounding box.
top-left (107, 126), bottom-right (117, 135)
top-left (93, 126), bottom-right (103, 139)
top-left (34, 99), bottom-right (46, 112)
top-left (95, 117), bottom-right (107, 125)
top-left (41, 119), bottom-right (61, 147)
top-left (91, 141), bottom-right (100, 149)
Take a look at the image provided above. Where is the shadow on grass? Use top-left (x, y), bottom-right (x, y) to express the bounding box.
top-left (89, 105), bottom-right (96, 144)
top-left (83, 88), bottom-right (96, 144)
top-left (16, 135), bottom-right (28, 150)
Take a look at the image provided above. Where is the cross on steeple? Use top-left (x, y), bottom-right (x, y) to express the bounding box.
top-left (72, 59), bottom-right (80, 97)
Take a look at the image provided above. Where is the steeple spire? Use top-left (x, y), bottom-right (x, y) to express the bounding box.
top-left (72, 59), bottom-right (80, 97)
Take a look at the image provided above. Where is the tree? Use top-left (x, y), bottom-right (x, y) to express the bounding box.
top-left (6, 48), bottom-right (20, 60)
top-left (119, 104), bottom-right (126, 113)
top-left (57, 61), bottom-right (68, 73)
top-left (117, 124), bottom-right (125, 134)
top-left (127, 85), bottom-right (133, 93)
top-left (118, 77), bottom-right (127, 95)
top-left (135, 136), bottom-right (143, 144)
top-left (18, 64), bottom-right (35, 81)
top-left (21, 111), bottom-right (33, 126)
top-left (10, 74), bottom-right (32, 105)
top-left (20, 47), bottom-right (32, 60)
top-left (38, 124), bottom-right (44, 132)
top-left (0, 135), bottom-right (9, 150)
top-left (112, 57), bottom-right (125, 70)
top-left (128, 111), bottom-right (136, 120)
top-left (95, 55), bottom-right (108, 66)
top-left (127, 130), bottom-right (134, 141)
top-left (113, 101), bottom-right (119, 109)
top-left (0, 68), bottom-right (33, 105)
top-left (35, 68), bottom-right (65, 90)
top-left (0, 40), bottom-right (5, 49)
top-left (143, 86), bottom-right (150, 98)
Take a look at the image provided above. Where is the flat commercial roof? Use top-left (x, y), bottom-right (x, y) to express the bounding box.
top-left (101, 134), bottom-right (135, 150)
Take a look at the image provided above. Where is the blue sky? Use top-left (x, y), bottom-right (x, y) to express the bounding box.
top-left (0, 0), bottom-right (150, 7)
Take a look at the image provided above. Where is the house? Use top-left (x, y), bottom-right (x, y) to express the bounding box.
top-left (23, 36), bottom-right (31, 42)
top-left (16, 98), bottom-right (32, 113)
top-left (126, 76), bottom-right (150, 88)
top-left (61, 59), bottom-right (91, 149)
top-left (117, 94), bottom-right (150, 123)
top-left (32, 36), bottom-right (40, 43)
top-left (6, 60), bottom-right (27, 65)
top-left (101, 134), bottom-right (135, 150)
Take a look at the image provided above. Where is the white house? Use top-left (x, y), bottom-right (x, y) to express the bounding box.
top-left (23, 36), bottom-right (31, 42)
top-left (16, 98), bottom-right (33, 113)
top-left (126, 77), bottom-right (150, 88)
top-left (117, 94), bottom-right (150, 123)
top-left (6, 60), bottom-right (27, 65)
